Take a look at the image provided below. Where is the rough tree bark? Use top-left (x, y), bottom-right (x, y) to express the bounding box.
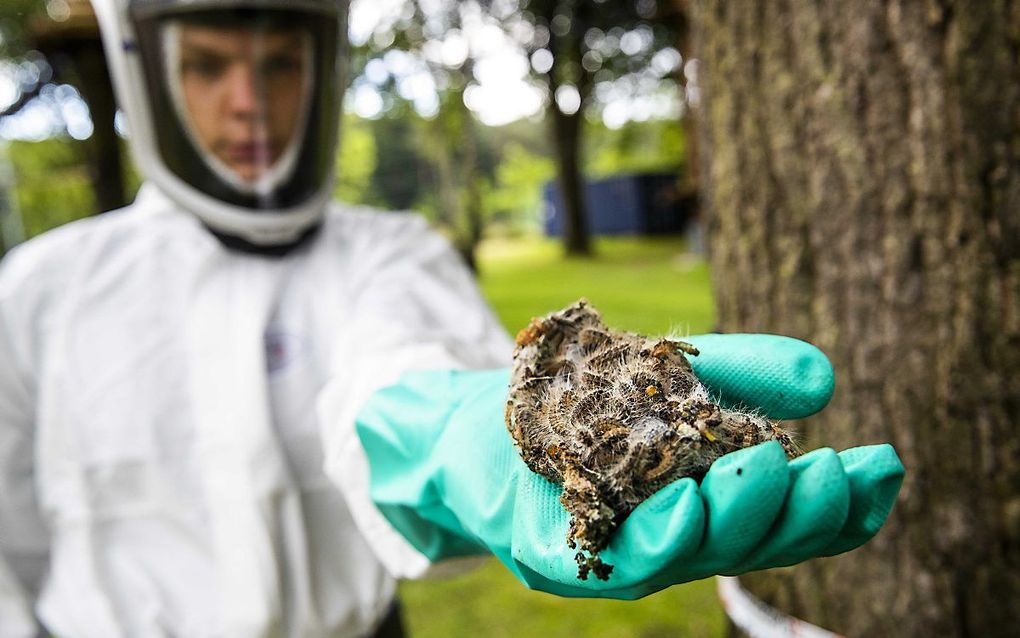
top-left (694, 1), bottom-right (1020, 636)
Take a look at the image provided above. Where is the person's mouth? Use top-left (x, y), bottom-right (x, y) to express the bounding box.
top-left (223, 142), bottom-right (276, 165)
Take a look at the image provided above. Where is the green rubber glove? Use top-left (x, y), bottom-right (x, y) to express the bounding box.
top-left (684, 333), bottom-right (836, 419)
top-left (355, 335), bottom-right (904, 599)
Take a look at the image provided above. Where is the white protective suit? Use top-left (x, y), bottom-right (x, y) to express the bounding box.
top-left (0, 184), bottom-right (514, 637)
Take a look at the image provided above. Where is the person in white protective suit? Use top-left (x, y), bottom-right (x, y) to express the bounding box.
top-left (0, 1), bottom-right (513, 636)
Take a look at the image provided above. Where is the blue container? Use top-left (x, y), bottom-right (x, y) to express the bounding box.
top-left (543, 173), bottom-right (690, 237)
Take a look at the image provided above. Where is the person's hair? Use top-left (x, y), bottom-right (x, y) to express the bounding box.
top-left (174, 8), bottom-right (310, 33)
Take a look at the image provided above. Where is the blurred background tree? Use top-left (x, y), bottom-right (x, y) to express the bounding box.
top-left (345, 0), bottom-right (687, 266)
top-left (479, 0), bottom-right (686, 255)
top-left (1, 0), bottom-right (127, 218)
top-left (0, 0), bottom-right (138, 256)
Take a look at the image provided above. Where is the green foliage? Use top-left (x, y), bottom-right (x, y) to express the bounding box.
top-left (0, 0), bottom-right (45, 57)
top-left (484, 142), bottom-right (555, 236)
top-left (400, 234), bottom-right (722, 637)
top-left (407, 184), bottom-right (443, 226)
top-left (585, 118), bottom-right (686, 179)
top-left (479, 0), bottom-right (682, 112)
top-left (364, 111), bottom-right (426, 211)
top-left (335, 114), bottom-right (377, 205)
top-left (477, 116), bottom-right (551, 159)
top-left (4, 137), bottom-right (94, 239)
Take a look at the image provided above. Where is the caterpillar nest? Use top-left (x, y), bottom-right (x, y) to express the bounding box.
top-left (505, 300), bottom-right (800, 581)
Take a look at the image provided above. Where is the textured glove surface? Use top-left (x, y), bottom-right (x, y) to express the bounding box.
top-left (683, 333), bottom-right (835, 420)
top-left (355, 335), bottom-right (902, 599)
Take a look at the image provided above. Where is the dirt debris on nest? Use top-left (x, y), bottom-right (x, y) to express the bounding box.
top-left (505, 299), bottom-right (800, 581)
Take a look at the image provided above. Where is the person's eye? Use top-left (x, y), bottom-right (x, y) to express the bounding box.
top-left (262, 56), bottom-right (302, 77)
top-left (182, 57), bottom-right (226, 80)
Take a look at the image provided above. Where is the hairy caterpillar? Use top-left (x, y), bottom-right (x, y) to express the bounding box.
top-left (505, 300), bottom-right (799, 581)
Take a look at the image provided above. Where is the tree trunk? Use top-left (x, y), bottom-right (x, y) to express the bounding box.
top-left (694, 1), bottom-right (1020, 636)
top-left (427, 115), bottom-right (459, 231)
top-left (543, 0), bottom-right (592, 257)
top-left (68, 40), bottom-right (127, 214)
top-left (460, 113), bottom-right (483, 273)
top-left (549, 102), bottom-right (591, 256)
top-left (421, 82), bottom-right (482, 273)
top-left (30, 0), bottom-right (128, 215)
top-left (668, 0), bottom-right (700, 199)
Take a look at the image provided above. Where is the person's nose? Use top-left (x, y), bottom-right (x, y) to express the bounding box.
top-left (224, 63), bottom-right (263, 120)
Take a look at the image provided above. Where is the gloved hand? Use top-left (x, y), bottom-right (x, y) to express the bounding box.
top-left (354, 334), bottom-right (904, 599)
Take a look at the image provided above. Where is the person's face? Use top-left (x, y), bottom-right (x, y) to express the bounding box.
top-left (176, 25), bottom-right (309, 183)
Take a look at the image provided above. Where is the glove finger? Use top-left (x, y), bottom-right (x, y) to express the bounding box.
top-left (680, 440), bottom-right (790, 579)
top-left (725, 447), bottom-right (850, 574)
top-left (683, 334), bottom-right (834, 420)
top-left (597, 477), bottom-right (705, 586)
top-left (510, 474), bottom-right (705, 593)
top-left (821, 444), bottom-right (905, 556)
top-left (507, 477), bottom-right (705, 596)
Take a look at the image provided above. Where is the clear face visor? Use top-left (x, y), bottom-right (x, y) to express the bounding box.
top-left (130, 5), bottom-right (340, 210)
top-left (162, 21), bottom-right (314, 196)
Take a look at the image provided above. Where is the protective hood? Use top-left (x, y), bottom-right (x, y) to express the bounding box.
top-left (91, 0), bottom-right (348, 249)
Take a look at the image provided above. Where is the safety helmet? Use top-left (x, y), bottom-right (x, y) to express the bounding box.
top-left (90, 0), bottom-right (348, 249)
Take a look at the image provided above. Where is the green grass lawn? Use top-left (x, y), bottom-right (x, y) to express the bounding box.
top-left (477, 236), bottom-right (716, 337)
top-left (397, 235), bottom-right (725, 638)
